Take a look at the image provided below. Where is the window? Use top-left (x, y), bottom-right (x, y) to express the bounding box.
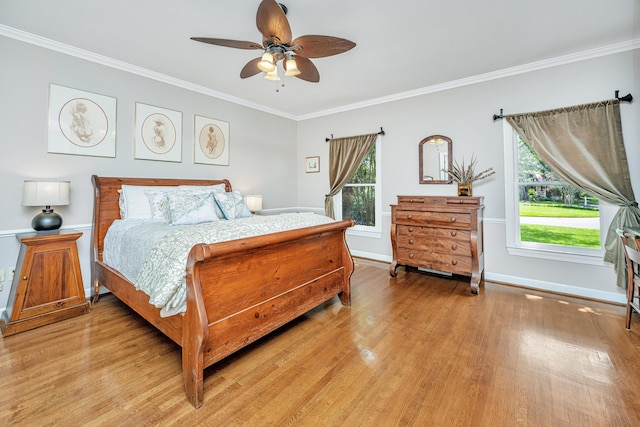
top-left (334, 136), bottom-right (381, 237)
top-left (503, 124), bottom-right (612, 263)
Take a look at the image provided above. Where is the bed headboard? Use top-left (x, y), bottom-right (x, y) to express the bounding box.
top-left (91, 175), bottom-right (232, 266)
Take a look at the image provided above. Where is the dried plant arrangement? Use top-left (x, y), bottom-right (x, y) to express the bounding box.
top-left (443, 154), bottom-right (495, 183)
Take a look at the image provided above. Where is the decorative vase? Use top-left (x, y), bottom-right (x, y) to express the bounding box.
top-left (457, 183), bottom-right (473, 197)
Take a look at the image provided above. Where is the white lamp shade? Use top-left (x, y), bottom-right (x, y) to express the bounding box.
top-left (284, 58), bottom-right (301, 76)
top-left (22, 181), bottom-right (70, 207)
top-left (264, 68), bottom-right (280, 81)
top-left (257, 51), bottom-right (276, 72)
top-left (244, 195), bottom-right (263, 212)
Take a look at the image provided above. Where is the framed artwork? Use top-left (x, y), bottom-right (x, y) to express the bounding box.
top-left (48, 84), bottom-right (116, 157)
top-left (305, 156), bottom-right (320, 173)
top-left (134, 102), bottom-right (182, 162)
top-left (194, 115), bottom-right (230, 166)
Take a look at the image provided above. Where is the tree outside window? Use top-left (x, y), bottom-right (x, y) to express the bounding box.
top-left (517, 137), bottom-right (600, 249)
top-left (342, 143), bottom-right (376, 227)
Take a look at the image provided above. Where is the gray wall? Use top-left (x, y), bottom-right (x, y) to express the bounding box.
top-left (297, 49), bottom-right (640, 302)
top-left (0, 36), bottom-right (298, 310)
top-left (1, 34), bottom-right (638, 313)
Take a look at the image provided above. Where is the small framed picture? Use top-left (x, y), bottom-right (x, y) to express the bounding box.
top-left (134, 102), bottom-right (182, 162)
top-left (194, 115), bottom-right (230, 166)
top-left (48, 84), bottom-right (116, 157)
top-left (305, 156), bottom-right (320, 173)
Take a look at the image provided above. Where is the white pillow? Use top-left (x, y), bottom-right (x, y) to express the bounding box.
top-left (168, 191), bottom-right (219, 225)
top-left (178, 184), bottom-right (227, 193)
top-left (144, 190), bottom-right (170, 223)
top-left (213, 190), bottom-right (253, 220)
top-left (120, 185), bottom-right (177, 219)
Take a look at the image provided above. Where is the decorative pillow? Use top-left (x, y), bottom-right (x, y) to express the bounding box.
top-left (178, 184), bottom-right (228, 218)
top-left (213, 190), bottom-right (252, 220)
top-left (120, 185), bottom-right (177, 219)
top-left (168, 191), bottom-right (219, 225)
top-left (144, 190), bottom-right (170, 223)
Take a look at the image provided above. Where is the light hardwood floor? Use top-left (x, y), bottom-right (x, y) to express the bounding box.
top-left (1, 259), bottom-right (639, 426)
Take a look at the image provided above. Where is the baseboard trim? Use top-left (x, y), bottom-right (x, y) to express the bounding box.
top-left (350, 251), bottom-right (626, 305)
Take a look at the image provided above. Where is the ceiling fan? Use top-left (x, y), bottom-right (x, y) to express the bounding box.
top-left (191, 0), bottom-right (356, 83)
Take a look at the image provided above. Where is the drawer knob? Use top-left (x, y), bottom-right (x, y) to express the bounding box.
top-left (407, 214), bottom-right (413, 219)
top-left (451, 260), bottom-right (458, 265)
top-left (22, 276), bottom-right (28, 281)
top-left (451, 231), bottom-right (457, 237)
top-left (409, 239), bottom-right (414, 245)
top-left (450, 217), bottom-right (457, 222)
top-left (451, 243), bottom-right (457, 250)
top-left (408, 227), bottom-right (414, 232)
top-left (409, 253), bottom-right (415, 259)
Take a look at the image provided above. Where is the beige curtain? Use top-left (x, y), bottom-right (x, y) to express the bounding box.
top-left (324, 133), bottom-right (378, 218)
top-left (505, 99), bottom-right (640, 288)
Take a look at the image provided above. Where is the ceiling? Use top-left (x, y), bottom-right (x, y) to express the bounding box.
top-left (1, 1), bottom-right (639, 119)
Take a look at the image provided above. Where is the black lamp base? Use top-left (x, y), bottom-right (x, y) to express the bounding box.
top-left (32, 208), bottom-right (63, 231)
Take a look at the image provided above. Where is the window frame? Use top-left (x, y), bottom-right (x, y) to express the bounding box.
top-left (502, 123), bottom-right (611, 265)
top-left (334, 135), bottom-right (382, 238)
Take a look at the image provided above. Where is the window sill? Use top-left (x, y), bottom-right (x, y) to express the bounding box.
top-left (347, 228), bottom-right (382, 239)
top-left (506, 244), bottom-right (609, 266)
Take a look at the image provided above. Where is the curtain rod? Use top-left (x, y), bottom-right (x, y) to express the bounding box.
top-left (492, 90), bottom-right (633, 121)
top-left (325, 127), bottom-right (385, 142)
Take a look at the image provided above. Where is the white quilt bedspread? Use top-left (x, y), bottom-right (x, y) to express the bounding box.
top-left (103, 213), bottom-right (335, 317)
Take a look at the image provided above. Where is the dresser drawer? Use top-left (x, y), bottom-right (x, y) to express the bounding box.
top-left (395, 210), bottom-right (471, 228)
top-left (397, 235), bottom-right (470, 256)
top-left (397, 225), bottom-right (470, 242)
top-left (397, 248), bottom-right (472, 275)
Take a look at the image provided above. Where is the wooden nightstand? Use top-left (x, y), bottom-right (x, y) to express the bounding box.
top-left (0, 230), bottom-right (90, 336)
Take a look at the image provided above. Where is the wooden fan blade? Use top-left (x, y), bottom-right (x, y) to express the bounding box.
top-left (240, 58), bottom-right (263, 79)
top-left (292, 56), bottom-right (320, 83)
top-left (191, 37), bottom-right (263, 50)
top-left (256, 0), bottom-right (292, 45)
top-left (291, 35), bottom-right (356, 58)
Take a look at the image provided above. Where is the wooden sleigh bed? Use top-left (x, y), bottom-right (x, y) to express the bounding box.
top-left (90, 176), bottom-right (354, 408)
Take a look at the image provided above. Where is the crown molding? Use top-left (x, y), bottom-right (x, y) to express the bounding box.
top-left (297, 38), bottom-right (640, 120)
top-left (2, 24), bottom-right (638, 122)
top-left (0, 25), bottom-right (297, 120)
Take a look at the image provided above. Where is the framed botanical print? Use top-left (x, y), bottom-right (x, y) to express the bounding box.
top-left (134, 102), bottom-right (182, 162)
top-left (194, 115), bottom-right (230, 166)
top-left (305, 156), bottom-right (320, 173)
top-left (48, 84), bottom-right (116, 157)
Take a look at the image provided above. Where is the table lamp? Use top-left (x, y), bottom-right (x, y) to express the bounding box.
top-left (22, 180), bottom-right (70, 231)
top-left (243, 195), bottom-right (263, 213)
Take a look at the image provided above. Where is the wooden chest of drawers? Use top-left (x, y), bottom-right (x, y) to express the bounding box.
top-left (390, 195), bottom-right (484, 294)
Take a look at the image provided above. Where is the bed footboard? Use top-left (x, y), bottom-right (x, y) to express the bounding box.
top-left (183, 219), bottom-right (354, 408)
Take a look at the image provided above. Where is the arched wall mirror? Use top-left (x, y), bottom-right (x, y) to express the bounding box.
top-left (419, 135), bottom-right (452, 184)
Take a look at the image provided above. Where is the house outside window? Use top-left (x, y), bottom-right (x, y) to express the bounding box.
top-left (503, 124), bottom-right (614, 264)
top-left (334, 136), bottom-right (382, 237)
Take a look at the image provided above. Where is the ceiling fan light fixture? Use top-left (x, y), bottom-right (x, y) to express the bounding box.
top-left (265, 68), bottom-right (280, 81)
top-left (257, 51), bottom-right (276, 72)
top-left (284, 56), bottom-right (301, 76)
top-left (191, 0), bottom-right (356, 85)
